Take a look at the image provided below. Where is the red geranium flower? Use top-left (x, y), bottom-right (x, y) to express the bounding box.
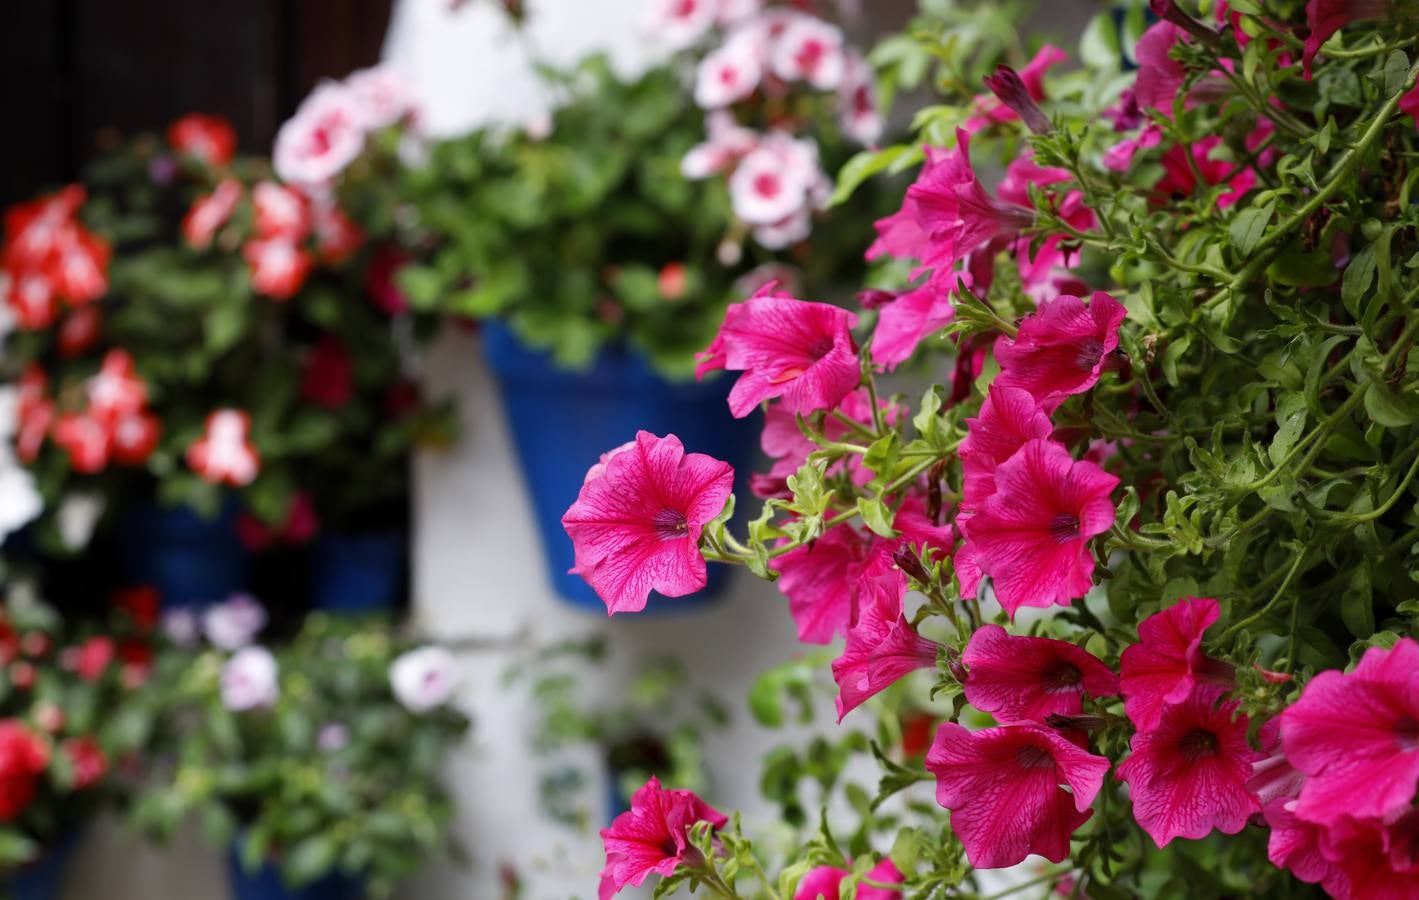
top-left (167, 113), bottom-right (237, 167)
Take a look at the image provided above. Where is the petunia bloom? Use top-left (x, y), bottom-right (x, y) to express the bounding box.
top-left (963, 44), bottom-right (1067, 133)
top-left (958, 384), bottom-right (1054, 513)
top-left (832, 570), bottom-right (939, 721)
top-left (794, 859), bottom-right (904, 900)
top-left (755, 388), bottom-right (887, 497)
top-left (273, 81), bottom-right (366, 187)
top-left (562, 432), bottom-right (734, 615)
top-left (870, 282), bottom-right (956, 370)
top-left (926, 721), bottom-right (1110, 868)
top-left (1304, 0), bottom-right (1390, 79)
top-left (959, 439), bottom-right (1118, 618)
top-left (202, 593), bottom-right (268, 651)
top-left (696, 287), bottom-right (859, 419)
top-left (598, 776), bottom-right (728, 900)
top-left (993, 292), bottom-right (1127, 413)
top-left (769, 13), bottom-right (845, 89)
top-left (1279, 637), bottom-right (1419, 827)
top-left (694, 27), bottom-right (764, 108)
top-left (1116, 692), bottom-right (1262, 847)
top-left (962, 623), bottom-right (1119, 724)
top-left (1119, 596), bottom-right (1236, 733)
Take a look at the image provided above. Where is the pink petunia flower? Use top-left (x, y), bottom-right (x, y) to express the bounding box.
top-left (598, 776), bottom-right (728, 900)
top-left (1152, 137), bottom-right (1256, 209)
top-left (1134, 22), bottom-right (1189, 114)
top-left (926, 721), bottom-right (1110, 868)
top-left (220, 645), bottom-right (279, 711)
top-left (832, 569), bottom-right (939, 721)
top-left (1116, 692), bottom-right (1262, 847)
top-left (273, 82), bottom-right (366, 188)
top-left (962, 623), bottom-right (1119, 724)
top-left (958, 384), bottom-right (1054, 513)
top-left (755, 388), bottom-right (887, 496)
top-left (963, 45), bottom-right (1067, 133)
top-left (1402, 84), bottom-right (1419, 125)
top-left (562, 432), bottom-right (734, 615)
top-left (993, 292), bottom-right (1126, 413)
top-left (1103, 123), bottom-right (1164, 172)
top-left (696, 286), bottom-right (859, 419)
top-left (1304, 0), bottom-right (1390, 79)
top-left (344, 64), bottom-right (414, 130)
top-left (793, 859), bottom-right (904, 900)
top-left (1119, 596), bottom-right (1236, 733)
top-left (774, 498), bottom-right (952, 644)
top-left (769, 13), bottom-right (845, 89)
top-left (870, 282), bottom-right (956, 370)
top-left (958, 439), bottom-right (1118, 618)
top-left (1279, 638), bottom-right (1419, 828)
top-left (1313, 810), bottom-right (1419, 899)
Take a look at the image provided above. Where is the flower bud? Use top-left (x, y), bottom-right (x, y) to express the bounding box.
top-left (1148, 0), bottom-right (1222, 48)
top-left (893, 545), bottom-right (933, 585)
top-left (856, 288), bottom-right (899, 310)
top-left (983, 66), bottom-right (1053, 135)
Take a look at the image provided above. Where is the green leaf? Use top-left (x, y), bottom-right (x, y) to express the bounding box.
top-left (1363, 379), bottom-right (1419, 427)
top-left (830, 145), bottom-right (912, 207)
top-left (1229, 202), bottom-right (1274, 257)
top-left (284, 835), bottom-right (338, 887)
top-left (1381, 50), bottom-right (1411, 97)
top-left (1341, 244), bottom-right (1378, 319)
top-left (1341, 562), bottom-right (1375, 638)
top-left (857, 497), bottom-right (897, 539)
top-left (1269, 392), bottom-right (1309, 466)
top-left (1080, 13), bottom-right (1121, 71)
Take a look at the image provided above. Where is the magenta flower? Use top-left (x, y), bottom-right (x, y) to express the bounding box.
top-left (832, 570), bottom-right (940, 721)
top-left (962, 624), bottom-right (1119, 724)
top-left (963, 45), bottom-right (1067, 133)
top-left (794, 859), bottom-right (903, 900)
top-left (1311, 811), bottom-right (1419, 899)
top-left (869, 282), bottom-right (956, 370)
top-left (1279, 638), bottom-right (1419, 827)
top-left (958, 385), bottom-right (1054, 513)
top-left (959, 439), bottom-right (1119, 618)
top-left (1304, 0), bottom-right (1390, 79)
top-left (1153, 137), bottom-right (1256, 209)
top-left (926, 721), bottom-right (1110, 868)
top-left (1116, 692), bottom-right (1261, 847)
top-left (1262, 797), bottom-right (1341, 892)
top-left (1134, 22), bottom-right (1189, 114)
top-left (775, 498), bottom-right (953, 644)
top-left (994, 292), bottom-right (1126, 413)
top-left (696, 286), bottom-right (860, 419)
top-left (598, 776), bottom-right (728, 900)
top-left (1119, 596), bottom-right (1236, 733)
top-left (562, 432), bottom-right (734, 615)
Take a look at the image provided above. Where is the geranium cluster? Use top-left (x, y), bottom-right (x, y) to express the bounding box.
top-left (1, 186), bottom-right (110, 332)
top-left (1, 589), bottom-right (157, 863)
top-left (659, 0), bottom-right (879, 250)
top-left (567, 0), bottom-right (1419, 896)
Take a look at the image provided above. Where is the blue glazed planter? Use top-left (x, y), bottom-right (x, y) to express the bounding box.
top-left (482, 320), bottom-right (759, 611)
top-left (311, 533), bottom-right (406, 613)
top-left (227, 844), bottom-right (363, 900)
top-left (119, 499), bottom-right (248, 610)
top-left (4, 830), bottom-right (80, 900)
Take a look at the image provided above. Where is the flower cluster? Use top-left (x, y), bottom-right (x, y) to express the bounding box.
top-left (1, 186), bottom-right (110, 332)
top-left (569, 0), bottom-right (1419, 896)
top-left (663, 0), bottom-right (879, 250)
top-left (274, 64), bottom-right (417, 190)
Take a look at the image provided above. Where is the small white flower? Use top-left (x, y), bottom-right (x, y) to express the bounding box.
top-left (203, 593), bottom-right (268, 651)
top-left (728, 132), bottom-right (823, 226)
top-left (694, 29), bottom-right (764, 109)
top-left (0, 454), bottom-right (42, 544)
top-left (221, 646), bottom-right (280, 711)
top-left (56, 492), bottom-right (104, 552)
top-left (390, 646), bottom-right (458, 713)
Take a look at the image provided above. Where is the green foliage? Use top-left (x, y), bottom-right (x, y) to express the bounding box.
top-left (128, 614), bottom-right (468, 897)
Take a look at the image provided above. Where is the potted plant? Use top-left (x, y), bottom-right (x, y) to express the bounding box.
top-left (0, 82), bottom-right (451, 611)
top-left (131, 607), bottom-right (470, 899)
top-left (505, 637), bottom-right (728, 826)
top-left (558, 0), bottom-right (1419, 896)
top-left (377, 1), bottom-right (887, 607)
top-left (0, 587), bottom-right (159, 900)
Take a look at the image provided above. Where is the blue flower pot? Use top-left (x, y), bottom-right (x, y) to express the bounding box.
top-left (3, 830), bottom-right (80, 900)
top-left (311, 533), bottom-right (406, 613)
top-left (482, 320), bottom-right (759, 611)
top-left (227, 844), bottom-right (363, 900)
top-left (119, 498), bottom-right (248, 610)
